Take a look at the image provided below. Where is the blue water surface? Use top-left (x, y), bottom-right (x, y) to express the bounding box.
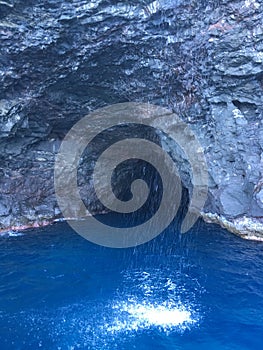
top-left (0, 216), bottom-right (263, 349)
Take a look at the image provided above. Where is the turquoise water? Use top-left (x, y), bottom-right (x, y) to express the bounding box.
top-left (0, 217), bottom-right (263, 349)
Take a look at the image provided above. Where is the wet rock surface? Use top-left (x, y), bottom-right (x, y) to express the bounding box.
top-left (0, 0), bottom-right (262, 237)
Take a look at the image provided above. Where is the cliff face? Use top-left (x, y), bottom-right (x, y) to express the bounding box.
top-left (0, 0), bottom-right (263, 238)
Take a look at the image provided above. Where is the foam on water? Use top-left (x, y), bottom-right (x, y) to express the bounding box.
top-left (0, 230), bottom-right (24, 238)
top-left (104, 269), bottom-right (201, 335)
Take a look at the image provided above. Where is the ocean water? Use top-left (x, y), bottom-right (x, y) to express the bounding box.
top-left (0, 216), bottom-right (263, 349)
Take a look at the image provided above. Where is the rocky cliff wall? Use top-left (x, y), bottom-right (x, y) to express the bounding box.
top-left (0, 0), bottom-right (263, 238)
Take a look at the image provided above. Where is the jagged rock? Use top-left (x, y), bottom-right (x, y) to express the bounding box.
top-left (219, 178), bottom-right (253, 217)
top-left (0, 0), bottom-right (262, 238)
top-left (256, 189), bottom-right (263, 209)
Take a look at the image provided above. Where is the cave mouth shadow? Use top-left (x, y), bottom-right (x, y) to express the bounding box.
top-left (93, 159), bottom-right (190, 233)
top-left (76, 123), bottom-right (191, 233)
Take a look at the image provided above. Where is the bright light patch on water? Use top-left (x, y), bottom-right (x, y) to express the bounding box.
top-left (106, 299), bottom-right (195, 334)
